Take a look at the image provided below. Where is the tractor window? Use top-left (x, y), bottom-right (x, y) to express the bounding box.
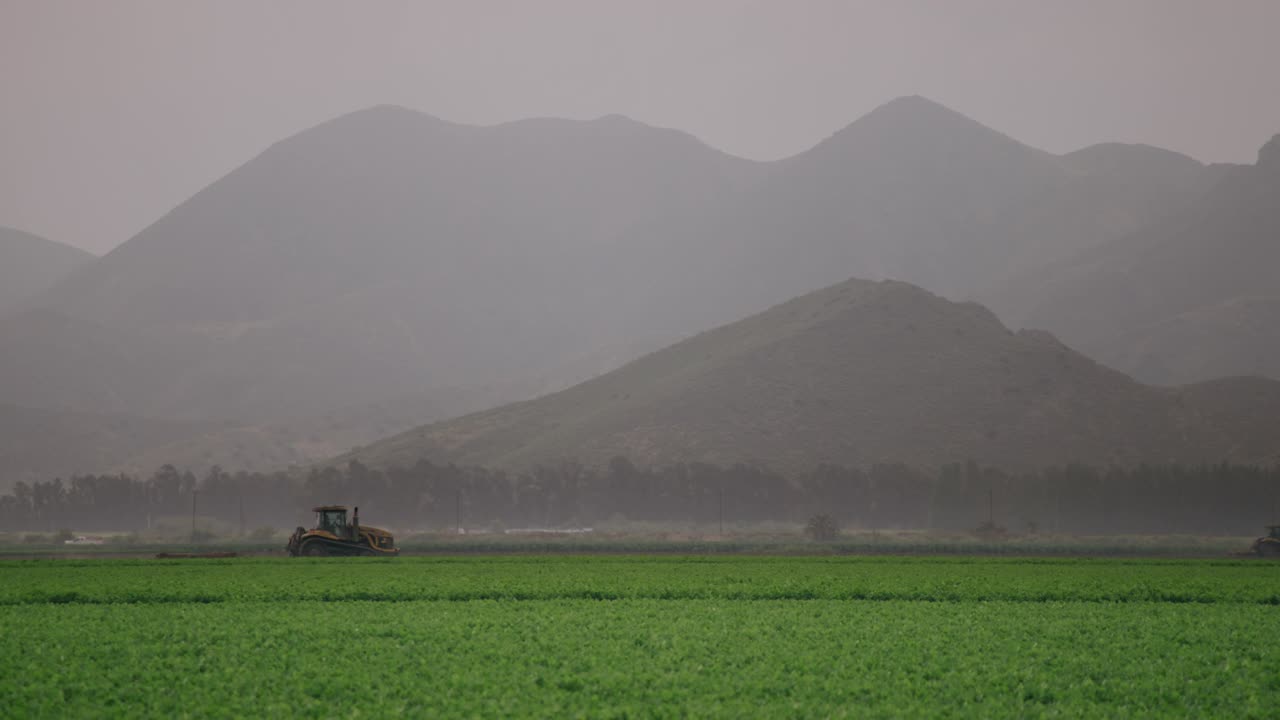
top-left (318, 510), bottom-right (347, 533)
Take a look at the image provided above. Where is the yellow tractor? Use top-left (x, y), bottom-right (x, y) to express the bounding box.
top-left (286, 505), bottom-right (399, 557)
top-left (1252, 525), bottom-right (1280, 558)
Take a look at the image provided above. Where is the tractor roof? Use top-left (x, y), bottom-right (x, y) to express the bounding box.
top-left (312, 505), bottom-right (348, 512)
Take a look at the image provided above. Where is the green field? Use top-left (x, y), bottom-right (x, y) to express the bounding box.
top-left (2, 557), bottom-right (1278, 717)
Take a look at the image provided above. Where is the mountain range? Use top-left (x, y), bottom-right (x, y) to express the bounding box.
top-left (0, 97), bottom-right (1275, 483)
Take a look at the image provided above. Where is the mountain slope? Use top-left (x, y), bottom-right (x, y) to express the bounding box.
top-left (341, 279), bottom-right (1280, 473)
top-left (0, 403), bottom-right (213, 492)
top-left (0, 227), bottom-right (94, 316)
top-left (1083, 296), bottom-right (1280, 385)
top-left (521, 96), bottom-right (1217, 351)
top-left (1057, 143), bottom-right (1207, 186)
top-left (16, 106), bottom-right (760, 421)
top-left (986, 142), bottom-right (1216, 283)
top-left (0, 308), bottom-right (206, 415)
top-left (630, 95), bottom-right (1066, 325)
top-left (44, 107), bottom-right (761, 332)
top-left (994, 134), bottom-right (1280, 383)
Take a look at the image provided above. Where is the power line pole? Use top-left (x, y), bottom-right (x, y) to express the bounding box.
top-left (718, 482), bottom-right (724, 537)
top-left (455, 488), bottom-right (461, 535)
top-left (191, 489), bottom-right (198, 543)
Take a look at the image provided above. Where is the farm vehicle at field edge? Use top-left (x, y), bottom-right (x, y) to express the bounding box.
top-left (287, 505), bottom-right (399, 557)
top-left (1252, 525), bottom-right (1280, 557)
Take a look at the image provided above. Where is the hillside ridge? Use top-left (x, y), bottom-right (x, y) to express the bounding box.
top-left (338, 277), bottom-right (1280, 473)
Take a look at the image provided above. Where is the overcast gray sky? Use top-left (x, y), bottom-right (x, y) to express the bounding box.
top-left (3, 0), bottom-right (1279, 254)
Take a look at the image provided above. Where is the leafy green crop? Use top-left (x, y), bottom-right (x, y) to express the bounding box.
top-left (2, 556), bottom-right (1277, 605)
top-left (1, 557), bottom-right (1278, 717)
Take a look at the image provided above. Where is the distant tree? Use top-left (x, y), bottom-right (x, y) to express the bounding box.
top-left (0, 457), bottom-right (1277, 537)
top-left (805, 514), bottom-right (839, 541)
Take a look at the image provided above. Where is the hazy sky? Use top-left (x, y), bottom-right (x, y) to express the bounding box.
top-left (4, 0), bottom-right (1279, 254)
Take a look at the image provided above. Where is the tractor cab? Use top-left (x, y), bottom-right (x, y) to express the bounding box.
top-left (1268, 526), bottom-right (1280, 540)
top-left (314, 506), bottom-right (349, 535)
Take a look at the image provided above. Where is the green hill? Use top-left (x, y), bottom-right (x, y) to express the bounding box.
top-left (339, 279), bottom-right (1280, 473)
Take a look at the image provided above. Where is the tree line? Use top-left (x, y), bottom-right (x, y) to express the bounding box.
top-left (1, 457), bottom-right (1276, 536)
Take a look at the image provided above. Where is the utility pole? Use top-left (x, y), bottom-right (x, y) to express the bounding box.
top-left (988, 488), bottom-right (994, 526)
top-left (191, 489), bottom-right (198, 543)
top-left (238, 493), bottom-right (245, 537)
top-left (718, 482), bottom-right (724, 537)
top-left (1274, 458), bottom-right (1279, 525)
top-left (455, 488), bottom-right (461, 535)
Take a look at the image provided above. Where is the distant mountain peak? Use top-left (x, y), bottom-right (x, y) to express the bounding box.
top-left (291, 104), bottom-right (455, 143)
top-left (856, 94), bottom-right (986, 130)
top-left (874, 94), bottom-right (956, 114)
top-left (1063, 142), bottom-right (1202, 167)
top-left (1258, 134), bottom-right (1280, 168)
top-left (332, 104), bottom-right (447, 125)
top-left (1058, 142), bottom-right (1205, 185)
top-left (359, 103), bottom-right (420, 115)
top-left (809, 95), bottom-right (1035, 160)
top-left (593, 113), bottom-right (641, 125)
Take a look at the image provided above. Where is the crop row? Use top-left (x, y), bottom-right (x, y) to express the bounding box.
top-left (3, 556), bottom-right (1278, 605)
top-left (3, 598), bottom-right (1277, 718)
